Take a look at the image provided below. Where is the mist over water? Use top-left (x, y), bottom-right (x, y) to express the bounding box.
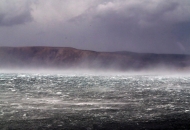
top-left (0, 66), bottom-right (190, 75)
top-left (0, 69), bottom-right (190, 129)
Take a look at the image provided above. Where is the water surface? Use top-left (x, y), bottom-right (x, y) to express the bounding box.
top-left (0, 73), bottom-right (190, 129)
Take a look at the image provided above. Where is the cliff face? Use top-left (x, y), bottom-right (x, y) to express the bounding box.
top-left (0, 46), bottom-right (190, 70)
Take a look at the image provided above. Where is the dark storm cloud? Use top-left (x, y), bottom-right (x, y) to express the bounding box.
top-left (67, 0), bottom-right (190, 53)
top-left (0, 0), bottom-right (33, 26)
top-left (0, 11), bottom-right (32, 26)
top-left (0, 0), bottom-right (190, 54)
top-left (173, 21), bottom-right (190, 41)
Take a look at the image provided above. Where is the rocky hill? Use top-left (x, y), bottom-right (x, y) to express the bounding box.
top-left (0, 46), bottom-right (190, 71)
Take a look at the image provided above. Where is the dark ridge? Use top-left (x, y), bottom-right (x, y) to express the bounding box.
top-left (0, 46), bottom-right (190, 70)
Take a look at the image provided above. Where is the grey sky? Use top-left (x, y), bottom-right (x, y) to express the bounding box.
top-left (0, 0), bottom-right (190, 54)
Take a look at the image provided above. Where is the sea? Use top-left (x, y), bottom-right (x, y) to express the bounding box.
top-left (0, 71), bottom-right (190, 130)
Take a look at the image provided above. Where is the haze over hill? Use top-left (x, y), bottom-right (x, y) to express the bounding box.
top-left (0, 46), bottom-right (190, 71)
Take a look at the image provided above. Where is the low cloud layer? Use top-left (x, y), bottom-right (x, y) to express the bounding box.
top-left (0, 0), bottom-right (34, 26)
top-left (0, 0), bottom-right (190, 54)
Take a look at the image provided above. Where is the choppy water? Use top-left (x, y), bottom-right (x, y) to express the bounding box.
top-left (0, 73), bottom-right (190, 129)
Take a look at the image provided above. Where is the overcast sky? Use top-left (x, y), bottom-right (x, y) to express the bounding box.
top-left (0, 0), bottom-right (190, 54)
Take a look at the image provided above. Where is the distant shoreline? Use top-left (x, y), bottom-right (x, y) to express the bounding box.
top-left (0, 46), bottom-right (190, 71)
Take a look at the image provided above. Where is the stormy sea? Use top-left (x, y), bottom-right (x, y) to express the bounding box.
top-left (0, 72), bottom-right (190, 130)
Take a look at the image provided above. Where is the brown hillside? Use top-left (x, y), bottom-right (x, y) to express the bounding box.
top-left (0, 46), bottom-right (190, 70)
